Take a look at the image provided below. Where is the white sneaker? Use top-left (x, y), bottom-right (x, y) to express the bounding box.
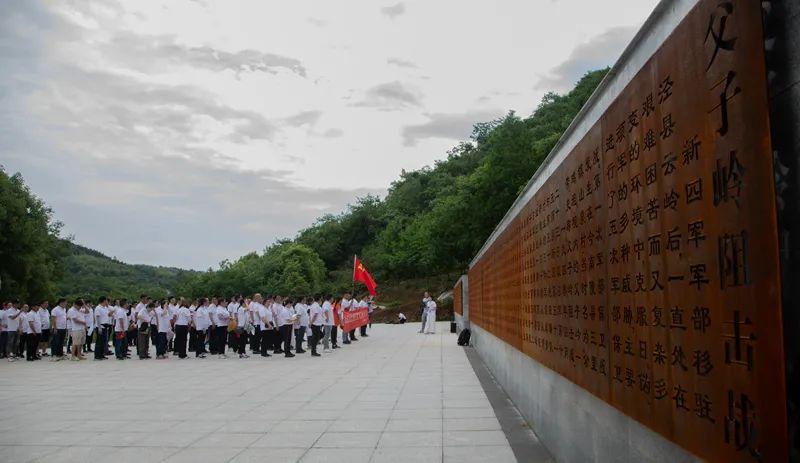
top-left (323, 349), bottom-right (332, 353)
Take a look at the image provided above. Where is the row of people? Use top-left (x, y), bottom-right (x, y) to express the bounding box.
top-left (0, 292), bottom-right (374, 362)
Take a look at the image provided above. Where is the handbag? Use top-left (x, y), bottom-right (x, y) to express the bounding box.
top-left (227, 317), bottom-right (238, 332)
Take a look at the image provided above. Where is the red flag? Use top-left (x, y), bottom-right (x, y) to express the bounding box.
top-left (353, 255), bottom-right (378, 296)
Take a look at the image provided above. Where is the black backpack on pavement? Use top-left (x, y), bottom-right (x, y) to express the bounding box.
top-left (457, 328), bottom-right (471, 346)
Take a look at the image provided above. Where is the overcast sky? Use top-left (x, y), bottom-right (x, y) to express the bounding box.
top-left (0, 0), bottom-right (659, 270)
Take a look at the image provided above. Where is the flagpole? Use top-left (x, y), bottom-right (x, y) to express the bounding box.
top-left (352, 255), bottom-right (356, 296)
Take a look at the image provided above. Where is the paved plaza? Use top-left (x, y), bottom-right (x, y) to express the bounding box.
top-left (0, 323), bottom-right (536, 463)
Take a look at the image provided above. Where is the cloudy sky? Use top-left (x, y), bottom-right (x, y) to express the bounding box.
top-left (0, 0), bottom-right (659, 270)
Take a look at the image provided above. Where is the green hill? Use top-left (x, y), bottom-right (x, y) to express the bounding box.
top-left (54, 241), bottom-right (197, 300)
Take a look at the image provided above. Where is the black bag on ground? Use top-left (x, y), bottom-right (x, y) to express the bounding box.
top-left (457, 329), bottom-right (471, 346)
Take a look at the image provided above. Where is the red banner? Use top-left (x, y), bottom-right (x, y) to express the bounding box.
top-left (341, 307), bottom-right (369, 332)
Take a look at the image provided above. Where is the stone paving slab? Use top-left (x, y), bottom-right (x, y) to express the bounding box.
top-left (0, 323), bottom-right (527, 462)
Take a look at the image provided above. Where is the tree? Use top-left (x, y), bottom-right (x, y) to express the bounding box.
top-left (0, 167), bottom-right (65, 301)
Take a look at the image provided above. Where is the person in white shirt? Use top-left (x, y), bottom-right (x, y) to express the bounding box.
top-left (167, 298), bottom-right (179, 353)
top-left (193, 298), bottom-right (211, 358)
top-left (38, 301), bottom-right (51, 357)
top-left (272, 297), bottom-right (294, 358)
top-left (136, 301), bottom-right (153, 359)
top-left (398, 313), bottom-right (407, 324)
top-left (93, 297), bottom-right (111, 360)
top-left (293, 298), bottom-right (309, 354)
top-left (132, 295), bottom-right (147, 355)
top-left (322, 295), bottom-right (335, 352)
top-left (112, 302), bottom-right (129, 360)
top-left (50, 298), bottom-right (68, 360)
top-left (359, 296), bottom-right (371, 338)
top-left (154, 302), bottom-right (171, 359)
top-left (22, 304), bottom-right (42, 361)
top-left (339, 294), bottom-right (355, 344)
top-left (208, 298), bottom-right (220, 354)
top-left (0, 303), bottom-right (7, 359)
top-left (424, 299), bottom-right (437, 334)
top-left (418, 292), bottom-right (432, 334)
top-left (234, 300), bottom-right (250, 359)
top-left (3, 301), bottom-right (22, 361)
top-left (348, 295), bottom-right (361, 341)
top-left (250, 294), bottom-right (273, 358)
top-left (213, 301), bottom-right (230, 358)
top-left (67, 300), bottom-right (87, 361)
top-left (188, 300), bottom-right (198, 353)
top-left (174, 301), bottom-right (192, 359)
top-left (82, 302), bottom-right (94, 355)
top-left (307, 295), bottom-right (324, 356)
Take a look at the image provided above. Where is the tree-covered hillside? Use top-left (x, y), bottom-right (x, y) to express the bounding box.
top-left (54, 241), bottom-right (198, 300)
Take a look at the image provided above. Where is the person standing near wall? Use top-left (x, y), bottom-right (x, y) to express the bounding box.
top-left (418, 292), bottom-right (431, 333)
top-left (424, 298), bottom-right (437, 334)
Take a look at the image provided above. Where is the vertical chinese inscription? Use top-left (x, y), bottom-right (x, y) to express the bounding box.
top-left (454, 280), bottom-right (463, 315)
top-left (467, 1), bottom-right (787, 461)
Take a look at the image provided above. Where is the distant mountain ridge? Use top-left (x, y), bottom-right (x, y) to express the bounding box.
top-left (54, 240), bottom-right (198, 300)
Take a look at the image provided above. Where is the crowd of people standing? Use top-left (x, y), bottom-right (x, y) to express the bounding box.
top-left (0, 292), bottom-right (375, 362)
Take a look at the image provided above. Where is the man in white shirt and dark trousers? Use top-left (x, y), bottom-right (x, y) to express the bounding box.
top-left (234, 301), bottom-right (249, 359)
top-left (174, 302), bottom-right (191, 359)
top-left (50, 298), bottom-right (68, 360)
top-left (136, 302), bottom-right (153, 359)
top-left (112, 301), bottom-right (128, 360)
top-left (251, 294), bottom-right (272, 358)
top-left (323, 295), bottom-right (336, 351)
top-left (23, 305), bottom-right (42, 361)
top-left (308, 295), bottom-right (323, 357)
top-left (294, 298), bottom-right (308, 354)
top-left (3, 301), bottom-right (22, 361)
top-left (93, 297), bottom-right (111, 360)
top-left (213, 302), bottom-right (230, 358)
top-left (194, 299), bottom-right (211, 358)
top-left (361, 296), bottom-right (373, 338)
top-left (154, 303), bottom-right (171, 359)
top-left (38, 301), bottom-right (51, 357)
top-left (418, 292), bottom-right (431, 333)
top-left (273, 297), bottom-right (294, 358)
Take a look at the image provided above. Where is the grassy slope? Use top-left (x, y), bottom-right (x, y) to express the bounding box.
top-left (371, 273), bottom-right (458, 324)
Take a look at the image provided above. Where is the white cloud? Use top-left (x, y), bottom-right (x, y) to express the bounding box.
top-left (536, 26), bottom-right (638, 92)
top-left (380, 3), bottom-right (406, 19)
top-left (352, 81), bottom-right (423, 111)
top-left (402, 110), bottom-right (504, 146)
